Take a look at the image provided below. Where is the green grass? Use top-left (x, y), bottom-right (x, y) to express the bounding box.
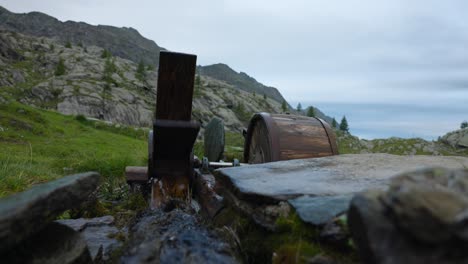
top-left (225, 131), bottom-right (244, 161)
top-left (0, 101), bottom-right (147, 198)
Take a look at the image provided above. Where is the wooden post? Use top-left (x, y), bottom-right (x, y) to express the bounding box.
top-left (150, 51), bottom-right (200, 208)
top-left (155, 51), bottom-right (197, 121)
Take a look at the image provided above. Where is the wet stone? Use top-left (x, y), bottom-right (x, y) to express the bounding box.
top-left (57, 216), bottom-right (123, 262)
top-left (121, 208), bottom-right (238, 264)
top-left (288, 195), bottom-right (353, 226)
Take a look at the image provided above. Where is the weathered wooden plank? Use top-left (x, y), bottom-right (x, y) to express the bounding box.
top-left (125, 166), bottom-right (148, 183)
top-left (155, 51), bottom-right (197, 121)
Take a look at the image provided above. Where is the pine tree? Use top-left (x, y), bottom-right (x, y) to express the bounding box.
top-left (296, 103), bottom-right (302, 112)
top-left (339, 116), bottom-right (349, 133)
top-left (55, 57), bottom-right (66, 76)
top-left (332, 118), bottom-right (337, 128)
top-left (462, 121), bottom-right (468, 129)
top-left (65, 41), bottom-right (72, 48)
top-left (263, 93), bottom-right (267, 100)
top-left (281, 100), bottom-right (287, 112)
top-left (101, 49), bottom-right (111, 58)
top-left (103, 57), bottom-right (116, 84)
top-left (194, 73), bottom-right (202, 97)
top-left (136, 60), bottom-right (146, 82)
top-left (306, 106), bottom-right (316, 117)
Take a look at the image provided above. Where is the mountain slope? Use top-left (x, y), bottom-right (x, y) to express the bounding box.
top-left (0, 5), bottom-right (335, 131)
top-left (0, 6), bottom-right (163, 66)
top-left (0, 30), bottom-right (283, 132)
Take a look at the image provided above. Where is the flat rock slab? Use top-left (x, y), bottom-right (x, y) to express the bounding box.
top-left (215, 154), bottom-right (468, 225)
top-left (2, 222), bottom-right (92, 264)
top-left (289, 195), bottom-right (354, 225)
top-left (0, 172), bottom-right (100, 252)
top-left (57, 216), bottom-right (122, 261)
top-left (204, 117), bottom-right (225, 162)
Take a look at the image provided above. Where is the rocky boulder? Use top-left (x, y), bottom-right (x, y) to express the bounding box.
top-left (441, 128), bottom-right (468, 148)
top-left (348, 167), bottom-right (468, 264)
top-left (0, 172), bottom-right (99, 252)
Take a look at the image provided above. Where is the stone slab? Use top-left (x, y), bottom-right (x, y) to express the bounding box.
top-left (216, 154), bottom-right (468, 202)
top-left (204, 117), bottom-right (225, 162)
top-left (288, 194), bottom-right (353, 225)
top-left (57, 216), bottom-right (122, 261)
top-left (215, 154), bottom-right (468, 225)
top-left (0, 172), bottom-right (100, 252)
top-left (1, 222), bottom-right (92, 264)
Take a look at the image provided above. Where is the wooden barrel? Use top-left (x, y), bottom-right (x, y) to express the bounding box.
top-left (244, 113), bottom-right (339, 164)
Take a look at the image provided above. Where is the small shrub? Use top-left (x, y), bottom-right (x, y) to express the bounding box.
top-left (461, 121), bottom-right (468, 129)
top-left (101, 49), bottom-right (111, 59)
top-left (75, 114), bottom-right (87, 123)
top-left (135, 60), bottom-right (146, 82)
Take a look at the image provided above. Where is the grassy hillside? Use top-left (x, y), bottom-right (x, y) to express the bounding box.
top-left (0, 98), bottom-right (244, 198)
top-left (0, 100), bottom-right (148, 198)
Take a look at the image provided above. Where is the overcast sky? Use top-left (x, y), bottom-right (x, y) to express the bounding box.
top-left (1, 0), bottom-right (467, 138)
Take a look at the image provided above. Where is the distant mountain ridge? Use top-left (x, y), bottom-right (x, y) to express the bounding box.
top-left (198, 63), bottom-right (287, 104)
top-left (0, 6), bottom-right (164, 66)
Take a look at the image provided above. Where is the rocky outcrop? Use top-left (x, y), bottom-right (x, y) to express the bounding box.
top-left (441, 128), bottom-right (468, 148)
top-left (0, 30), bottom-right (286, 131)
top-left (348, 168), bottom-right (468, 264)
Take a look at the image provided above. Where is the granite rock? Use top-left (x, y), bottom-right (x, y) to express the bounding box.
top-left (348, 168), bottom-right (468, 264)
